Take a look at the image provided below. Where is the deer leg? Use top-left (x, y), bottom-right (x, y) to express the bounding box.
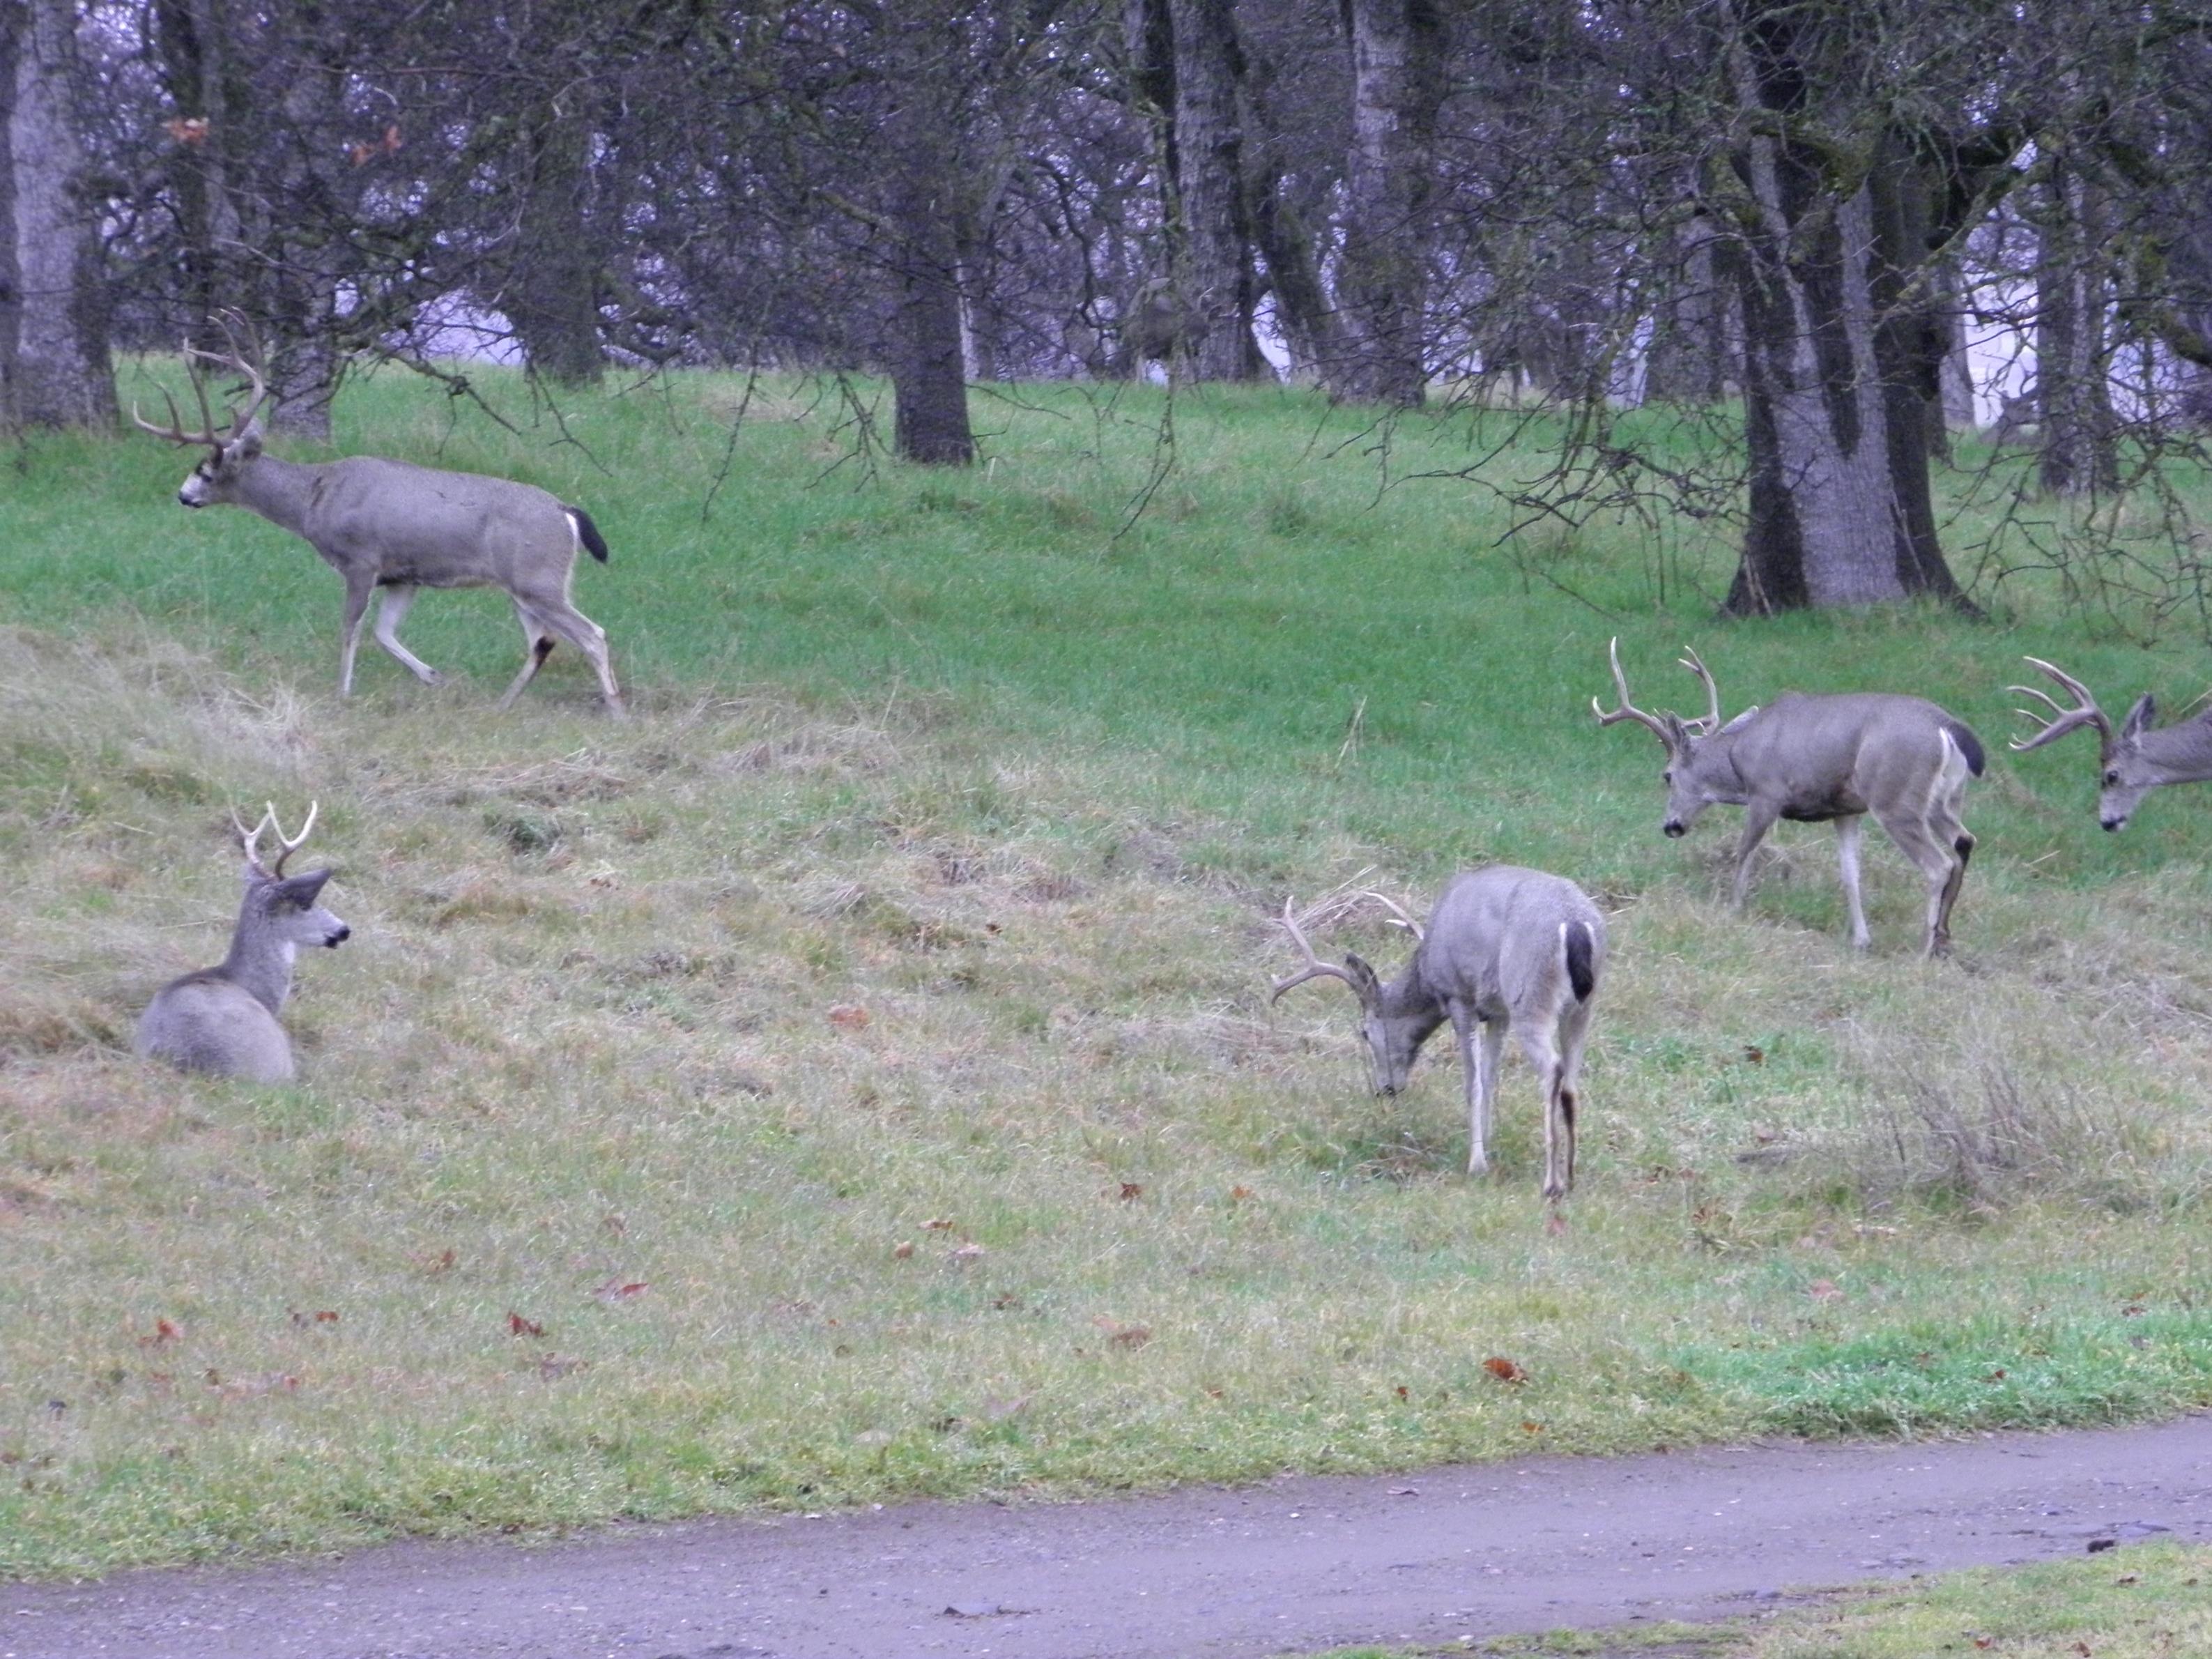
top-left (1729, 802), bottom-right (1781, 912)
top-left (1462, 1011), bottom-right (1504, 1177)
top-left (371, 585), bottom-right (444, 685)
top-left (1518, 1024), bottom-right (1569, 1200)
top-left (1834, 814), bottom-right (1871, 950)
top-left (535, 599), bottom-right (624, 718)
top-left (495, 601), bottom-right (556, 712)
top-left (338, 576), bottom-right (375, 697)
top-left (1555, 1002), bottom-right (1593, 1196)
top-left (1874, 807), bottom-right (1962, 958)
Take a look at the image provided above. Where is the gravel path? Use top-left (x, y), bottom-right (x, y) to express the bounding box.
top-left (8, 1414), bottom-right (2211, 1659)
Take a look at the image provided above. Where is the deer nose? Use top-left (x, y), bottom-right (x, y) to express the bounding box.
top-left (326, 925), bottom-right (351, 946)
top-left (176, 490), bottom-right (200, 508)
top-left (1663, 821), bottom-right (1687, 839)
top-left (2102, 818), bottom-right (2125, 832)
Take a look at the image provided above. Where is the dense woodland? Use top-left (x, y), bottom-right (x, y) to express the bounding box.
top-left (6, 0), bottom-right (2212, 614)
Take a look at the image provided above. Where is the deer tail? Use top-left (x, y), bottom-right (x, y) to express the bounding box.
top-left (1943, 719), bottom-right (1986, 778)
top-left (1561, 920), bottom-right (1597, 1004)
top-left (565, 505), bottom-right (610, 563)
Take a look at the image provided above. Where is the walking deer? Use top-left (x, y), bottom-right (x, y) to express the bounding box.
top-left (1594, 639), bottom-right (1983, 956)
top-left (2009, 658), bottom-right (2212, 830)
top-left (1270, 869), bottom-right (1606, 1198)
top-left (132, 326), bottom-right (623, 714)
top-left (135, 804), bottom-right (350, 1084)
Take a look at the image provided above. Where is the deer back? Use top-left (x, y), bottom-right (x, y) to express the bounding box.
top-left (289, 457), bottom-right (581, 589)
top-left (1416, 866), bottom-right (1606, 1018)
top-left (135, 975), bottom-right (295, 1084)
top-left (1703, 694), bottom-right (1982, 820)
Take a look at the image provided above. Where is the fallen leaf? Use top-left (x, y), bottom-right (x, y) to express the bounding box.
top-left (828, 1003), bottom-right (870, 1030)
top-left (1229, 1185), bottom-right (1255, 1203)
top-left (1118, 1182), bottom-right (1144, 1202)
top-left (2117, 1573), bottom-right (2140, 1585)
top-left (1973, 1638), bottom-right (1994, 1650)
top-left (992, 1292), bottom-right (1023, 1310)
top-left (1521, 1419), bottom-right (1544, 1433)
top-left (138, 1317), bottom-right (183, 1349)
top-left (593, 1279), bottom-right (650, 1302)
top-left (508, 1311), bottom-right (545, 1338)
top-left (892, 1241), bottom-right (916, 1260)
top-left (416, 1248), bottom-right (458, 1276)
top-left (1093, 1316), bottom-right (1151, 1349)
top-left (1544, 1210), bottom-right (1568, 1237)
top-left (925, 1217), bottom-right (956, 1230)
top-left (290, 1308), bottom-right (340, 1327)
top-left (948, 1241), bottom-right (985, 1265)
top-left (1985, 1368), bottom-right (2009, 1384)
top-left (1483, 1356), bottom-right (1526, 1384)
top-left (1742, 1044), bottom-right (1765, 1064)
top-left (1395, 1384), bottom-right (1409, 1401)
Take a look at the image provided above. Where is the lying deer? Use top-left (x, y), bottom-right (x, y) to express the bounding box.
top-left (2009, 657), bottom-right (2212, 830)
top-left (1595, 639), bottom-right (1983, 956)
top-left (135, 803), bottom-right (350, 1084)
top-left (1270, 869), bottom-right (1605, 1199)
top-left (133, 322), bottom-right (623, 715)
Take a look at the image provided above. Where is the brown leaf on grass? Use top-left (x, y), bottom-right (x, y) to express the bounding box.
top-left (1986, 1368), bottom-right (2009, 1383)
top-left (533, 1354), bottom-right (587, 1379)
top-left (892, 1241), bottom-right (916, 1260)
top-left (1521, 1420), bottom-right (1544, 1433)
top-left (1806, 1278), bottom-right (1843, 1301)
top-left (948, 1242), bottom-right (985, 1265)
top-left (925, 1217), bottom-right (956, 1230)
top-left (288, 1309), bottom-right (340, 1327)
top-left (827, 1003), bottom-right (870, 1030)
top-left (1093, 1315), bottom-right (1151, 1349)
top-left (592, 1279), bottom-right (649, 1302)
top-left (1394, 1385), bottom-right (1408, 1401)
top-left (1544, 1210), bottom-right (1568, 1237)
top-left (1973, 1637), bottom-right (1994, 1649)
top-left (1229, 1185), bottom-right (1255, 1203)
top-left (416, 1248), bottom-right (458, 1276)
top-left (137, 1317), bottom-right (183, 1348)
top-left (507, 1311), bottom-right (545, 1338)
top-left (1483, 1356), bottom-right (1526, 1384)
top-left (1742, 1044), bottom-right (1765, 1064)
top-left (1117, 1182), bottom-right (1144, 1202)
top-left (991, 1293), bottom-right (1023, 1310)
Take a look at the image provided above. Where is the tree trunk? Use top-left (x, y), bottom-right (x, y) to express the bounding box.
top-left (885, 86), bottom-right (974, 465)
top-left (1328, 0), bottom-right (1443, 406)
top-left (264, 3), bottom-right (345, 439)
top-left (1645, 211), bottom-right (1736, 405)
top-left (6, 0), bottom-right (113, 429)
top-left (1165, 0), bottom-right (1263, 380)
top-left (2033, 157), bottom-right (2117, 496)
top-left (1722, 46), bottom-right (1968, 613)
top-left (508, 95), bottom-right (606, 387)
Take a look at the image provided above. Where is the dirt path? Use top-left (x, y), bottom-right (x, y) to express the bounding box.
top-left (8, 1415), bottom-right (2211, 1659)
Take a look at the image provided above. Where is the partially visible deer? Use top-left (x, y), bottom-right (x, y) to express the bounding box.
top-left (1270, 869), bottom-right (1606, 1199)
top-left (2009, 657), bottom-right (2212, 830)
top-left (1595, 639), bottom-right (1983, 956)
top-left (132, 322), bottom-right (623, 715)
top-left (135, 803), bottom-right (351, 1084)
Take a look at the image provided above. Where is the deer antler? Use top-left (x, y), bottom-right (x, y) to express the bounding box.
top-left (2008, 658), bottom-right (2114, 756)
top-left (232, 800), bottom-right (319, 878)
top-left (1677, 645), bottom-right (1722, 735)
top-left (1268, 896), bottom-right (1373, 1004)
top-left (1592, 636), bottom-right (1675, 745)
top-left (1360, 889), bottom-right (1426, 944)
top-left (131, 311), bottom-right (270, 446)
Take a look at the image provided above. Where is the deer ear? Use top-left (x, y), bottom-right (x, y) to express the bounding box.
top-left (1718, 704), bottom-right (1760, 735)
top-left (274, 869), bottom-right (332, 906)
top-left (2122, 693), bottom-right (2155, 740)
top-left (1660, 712), bottom-right (1691, 749)
top-left (231, 421), bottom-right (263, 459)
top-left (1342, 951), bottom-right (1383, 1004)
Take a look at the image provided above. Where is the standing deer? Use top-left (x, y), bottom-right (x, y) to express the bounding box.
top-left (135, 803), bottom-right (351, 1084)
top-left (1594, 639), bottom-right (1983, 956)
top-left (2008, 658), bottom-right (2212, 830)
top-left (1270, 869), bottom-right (1606, 1199)
top-left (132, 329), bottom-right (623, 715)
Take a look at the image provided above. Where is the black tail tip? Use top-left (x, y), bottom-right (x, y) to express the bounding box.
top-left (567, 505), bottom-right (610, 563)
top-left (1948, 721), bottom-right (1987, 777)
top-left (1564, 921), bottom-right (1597, 1003)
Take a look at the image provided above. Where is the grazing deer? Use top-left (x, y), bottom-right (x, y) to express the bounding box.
top-left (135, 804), bottom-right (350, 1084)
top-left (2008, 658), bottom-right (2212, 831)
top-left (1270, 869), bottom-right (1606, 1199)
top-left (132, 326), bottom-right (623, 715)
top-left (1594, 639), bottom-right (1983, 956)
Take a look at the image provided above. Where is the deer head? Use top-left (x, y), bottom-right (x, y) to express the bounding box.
top-left (2009, 658), bottom-right (2161, 831)
top-left (231, 802), bottom-right (349, 951)
top-left (131, 312), bottom-right (272, 510)
top-left (1592, 638), bottom-right (1756, 836)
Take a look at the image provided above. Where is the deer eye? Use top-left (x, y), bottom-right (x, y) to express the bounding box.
top-left (2104, 770), bottom-right (2121, 786)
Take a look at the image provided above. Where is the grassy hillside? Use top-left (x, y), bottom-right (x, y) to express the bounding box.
top-left (3, 370), bottom-right (2212, 1575)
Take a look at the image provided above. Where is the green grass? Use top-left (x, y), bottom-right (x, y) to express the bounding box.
top-left (1328, 1540), bottom-right (2212, 1657)
top-left (5, 370), bottom-right (2212, 1576)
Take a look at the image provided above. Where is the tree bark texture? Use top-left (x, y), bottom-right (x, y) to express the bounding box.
top-left (2033, 158), bottom-right (2117, 496)
top-left (1328, 0), bottom-right (1443, 406)
top-left (885, 84), bottom-right (975, 465)
top-left (1164, 0), bottom-right (1263, 380)
top-left (1722, 34), bottom-right (1967, 615)
top-left (1644, 211), bottom-right (1737, 405)
top-left (6, 0), bottom-right (113, 429)
top-left (507, 95), bottom-right (606, 387)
